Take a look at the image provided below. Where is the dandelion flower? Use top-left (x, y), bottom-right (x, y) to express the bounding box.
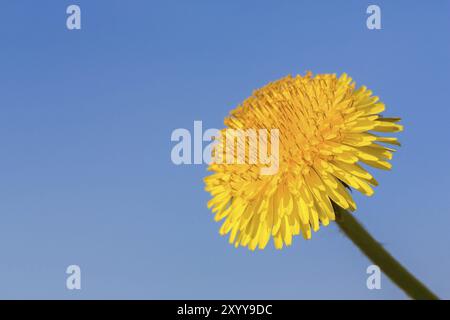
top-left (205, 72), bottom-right (403, 250)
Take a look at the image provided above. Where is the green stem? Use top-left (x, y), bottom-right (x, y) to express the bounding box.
top-left (334, 206), bottom-right (438, 300)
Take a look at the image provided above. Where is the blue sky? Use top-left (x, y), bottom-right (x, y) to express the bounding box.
top-left (0, 0), bottom-right (449, 299)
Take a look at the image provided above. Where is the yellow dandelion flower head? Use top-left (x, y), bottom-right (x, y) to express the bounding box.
top-left (204, 72), bottom-right (403, 250)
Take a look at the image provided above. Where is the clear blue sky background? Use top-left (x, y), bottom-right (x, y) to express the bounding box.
top-left (0, 0), bottom-right (449, 299)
